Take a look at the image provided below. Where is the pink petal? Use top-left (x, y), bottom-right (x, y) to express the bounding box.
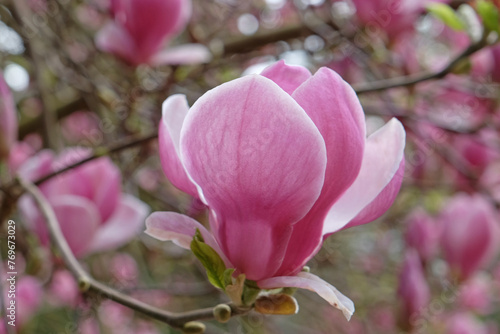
top-left (17, 149), bottom-right (55, 182)
top-left (112, 0), bottom-right (184, 59)
top-left (260, 60), bottom-right (312, 95)
top-left (180, 75), bottom-right (327, 280)
top-left (150, 44), bottom-right (212, 65)
top-left (87, 194), bottom-right (150, 254)
top-left (276, 67), bottom-right (366, 276)
top-left (48, 150), bottom-right (122, 223)
top-left (79, 157), bottom-right (122, 223)
top-left (342, 157), bottom-right (405, 230)
top-left (397, 250), bottom-right (431, 320)
top-left (16, 276), bottom-right (43, 326)
top-left (440, 194), bottom-right (500, 280)
top-left (51, 195), bottom-right (101, 257)
top-left (323, 118), bottom-right (406, 235)
top-left (145, 211), bottom-right (230, 265)
top-left (95, 22), bottom-right (140, 65)
top-left (258, 272), bottom-right (354, 320)
top-left (158, 95), bottom-right (198, 197)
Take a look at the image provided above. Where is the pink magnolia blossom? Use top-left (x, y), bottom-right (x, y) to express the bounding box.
top-left (95, 0), bottom-right (211, 66)
top-left (146, 61), bottom-right (406, 319)
top-left (0, 70), bottom-right (17, 160)
top-left (439, 194), bottom-right (500, 281)
top-left (48, 270), bottom-right (80, 306)
top-left (452, 134), bottom-right (498, 174)
top-left (397, 250), bottom-right (431, 324)
top-left (445, 313), bottom-right (489, 334)
top-left (458, 274), bottom-right (493, 315)
top-left (404, 208), bottom-right (441, 261)
top-left (19, 147), bottom-right (150, 257)
top-left (2, 276), bottom-right (43, 328)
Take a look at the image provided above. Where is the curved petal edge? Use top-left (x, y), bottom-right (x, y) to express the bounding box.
top-left (257, 272), bottom-right (354, 320)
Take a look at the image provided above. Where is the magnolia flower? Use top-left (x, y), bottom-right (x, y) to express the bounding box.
top-left (404, 208), bottom-right (441, 261)
top-left (19, 148), bottom-right (150, 257)
top-left (146, 61), bottom-right (406, 319)
top-left (95, 0), bottom-right (211, 66)
top-left (397, 250), bottom-right (431, 322)
top-left (440, 194), bottom-right (500, 281)
top-left (0, 70), bottom-right (17, 160)
top-left (445, 313), bottom-right (489, 334)
top-left (2, 276), bottom-right (42, 328)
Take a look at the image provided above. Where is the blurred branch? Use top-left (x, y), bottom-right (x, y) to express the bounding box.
top-left (353, 39), bottom-right (489, 94)
top-left (18, 97), bottom-right (88, 139)
top-left (34, 131), bottom-right (159, 186)
top-left (17, 176), bottom-right (249, 329)
top-left (10, 0), bottom-right (60, 150)
top-left (222, 23), bottom-right (310, 54)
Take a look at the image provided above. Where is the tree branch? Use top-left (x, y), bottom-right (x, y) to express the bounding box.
top-left (353, 40), bottom-right (489, 94)
top-left (17, 176), bottom-right (249, 329)
top-left (34, 131), bottom-right (158, 186)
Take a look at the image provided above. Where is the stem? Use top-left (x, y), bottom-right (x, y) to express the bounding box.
top-left (353, 40), bottom-right (489, 94)
top-left (34, 132), bottom-right (158, 186)
top-left (10, 0), bottom-right (61, 150)
top-left (17, 177), bottom-right (249, 329)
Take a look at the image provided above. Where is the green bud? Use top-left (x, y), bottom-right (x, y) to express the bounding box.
top-left (213, 304), bottom-right (232, 323)
top-left (182, 321), bottom-right (206, 334)
top-left (301, 266), bottom-right (310, 273)
top-left (78, 277), bottom-right (91, 292)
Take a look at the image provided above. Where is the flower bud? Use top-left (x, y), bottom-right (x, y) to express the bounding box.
top-left (213, 304), bottom-right (231, 323)
top-left (182, 321), bottom-right (206, 334)
top-left (440, 194), bottom-right (500, 281)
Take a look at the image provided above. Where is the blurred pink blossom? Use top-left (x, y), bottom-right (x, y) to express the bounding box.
top-left (8, 141), bottom-right (36, 172)
top-left (110, 253), bottom-right (139, 286)
top-left (404, 208), bottom-right (441, 261)
top-left (19, 147), bottom-right (150, 257)
top-left (480, 162), bottom-right (500, 204)
top-left (0, 70), bottom-right (18, 160)
top-left (48, 270), bottom-right (79, 306)
top-left (61, 111), bottom-right (101, 144)
top-left (2, 276), bottom-right (43, 328)
top-left (452, 134), bottom-right (498, 174)
top-left (95, 0), bottom-right (211, 66)
top-left (458, 274), bottom-right (493, 315)
top-left (440, 194), bottom-right (500, 281)
top-left (146, 61), bottom-right (406, 319)
top-left (416, 84), bottom-right (491, 133)
top-left (397, 250), bottom-right (431, 323)
top-left (445, 313), bottom-right (489, 334)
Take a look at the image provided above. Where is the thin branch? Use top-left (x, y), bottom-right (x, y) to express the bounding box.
top-left (34, 132), bottom-right (158, 186)
top-left (11, 0), bottom-right (61, 150)
top-left (222, 24), bottom-right (309, 54)
top-left (17, 177), bottom-right (249, 329)
top-left (353, 40), bottom-right (489, 94)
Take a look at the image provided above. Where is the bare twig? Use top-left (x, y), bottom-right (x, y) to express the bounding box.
top-left (353, 40), bottom-right (489, 94)
top-left (11, 0), bottom-right (61, 150)
top-left (17, 176), bottom-right (249, 329)
top-left (34, 131), bottom-right (158, 186)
